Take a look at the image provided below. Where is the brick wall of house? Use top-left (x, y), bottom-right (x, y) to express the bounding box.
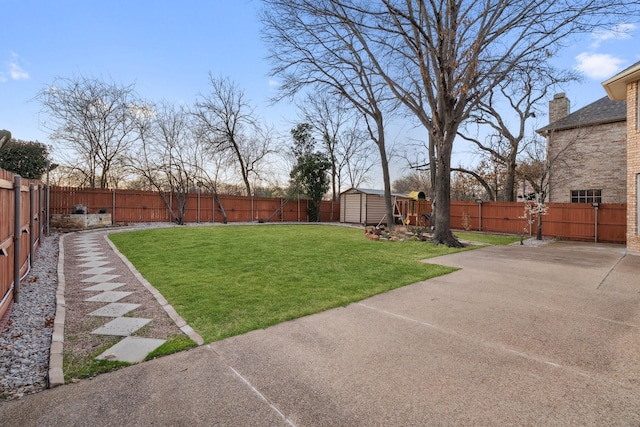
top-left (547, 121), bottom-right (627, 203)
top-left (627, 82), bottom-right (640, 254)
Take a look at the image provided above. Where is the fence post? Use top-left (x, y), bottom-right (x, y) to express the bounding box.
top-left (593, 203), bottom-right (599, 243)
top-left (111, 189), bottom-right (116, 225)
top-left (13, 175), bottom-right (21, 304)
top-left (29, 183), bottom-right (35, 265)
top-left (45, 181), bottom-right (50, 235)
top-left (38, 184), bottom-right (43, 237)
top-left (475, 199), bottom-right (483, 232)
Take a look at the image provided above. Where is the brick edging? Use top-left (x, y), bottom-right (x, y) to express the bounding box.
top-left (48, 233), bottom-right (66, 388)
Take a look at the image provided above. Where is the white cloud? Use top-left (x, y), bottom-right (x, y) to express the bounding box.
top-left (9, 62), bottom-right (29, 80)
top-left (574, 52), bottom-right (626, 79)
top-left (268, 79), bottom-right (279, 87)
top-left (3, 51), bottom-right (29, 81)
top-left (591, 23), bottom-right (636, 48)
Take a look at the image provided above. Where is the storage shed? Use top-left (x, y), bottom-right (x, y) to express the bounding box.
top-left (340, 188), bottom-right (409, 225)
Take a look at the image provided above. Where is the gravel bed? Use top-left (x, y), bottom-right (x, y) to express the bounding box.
top-left (511, 237), bottom-right (554, 247)
top-left (0, 233), bottom-right (59, 400)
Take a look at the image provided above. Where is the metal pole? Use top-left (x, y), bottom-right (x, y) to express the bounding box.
top-left (197, 188), bottom-right (201, 223)
top-left (13, 175), bottom-right (21, 304)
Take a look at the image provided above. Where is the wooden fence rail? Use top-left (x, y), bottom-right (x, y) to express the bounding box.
top-left (0, 168), bottom-right (44, 322)
top-left (50, 187), bottom-right (627, 244)
top-left (413, 200), bottom-right (626, 244)
top-left (49, 187), bottom-right (342, 224)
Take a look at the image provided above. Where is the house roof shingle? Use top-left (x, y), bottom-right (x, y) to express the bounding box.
top-left (536, 96), bottom-right (626, 135)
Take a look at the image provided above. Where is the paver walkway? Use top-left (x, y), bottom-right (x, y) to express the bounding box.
top-left (73, 233), bottom-right (164, 362)
top-left (48, 229), bottom-right (202, 386)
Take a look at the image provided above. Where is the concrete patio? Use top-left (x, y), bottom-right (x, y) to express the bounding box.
top-left (1, 241), bottom-right (639, 426)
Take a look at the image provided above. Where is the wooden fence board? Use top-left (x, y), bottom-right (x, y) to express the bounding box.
top-left (0, 168), bottom-right (43, 321)
top-left (395, 199), bottom-right (626, 244)
top-left (49, 187), bottom-right (341, 224)
top-left (46, 187), bottom-right (629, 243)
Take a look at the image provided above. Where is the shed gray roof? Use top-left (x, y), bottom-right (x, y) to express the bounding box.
top-left (537, 96), bottom-right (626, 135)
top-left (341, 187), bottom-right (408, 197)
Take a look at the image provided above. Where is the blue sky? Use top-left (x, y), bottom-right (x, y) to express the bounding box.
top-left (1, 1), bottom-right (639, 183)
top-left (1, 1), bottom-right (286, 143)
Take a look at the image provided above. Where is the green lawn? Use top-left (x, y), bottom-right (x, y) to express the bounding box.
top-left (109, 225), bottom-right (467, 343)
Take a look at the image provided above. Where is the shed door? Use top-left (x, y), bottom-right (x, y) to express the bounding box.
top-left (341, 193), bottom-right (362, 223)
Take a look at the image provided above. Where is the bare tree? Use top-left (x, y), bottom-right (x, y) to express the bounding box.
top-left (129, 102), bottom-right (204, 224)
top-left (457, 66), bottom-right (578, 201)
top-left (193, 75), bottom-right (274, 197)
top-left (36, 75), bottom-right (139, 189)
top-left (262, 2), bottom-right (400, 229)
top-left (341, 126), bottom-right (377, 189)
top-left (263, 0), bottom-right (639, 246)
top-left (392, 171), bottom-right (431, 194)
top-left (452, 156), bottom-right (506, 201)
top-left (297, 92), bottom-right (376, 199)
top-left (519, 126), bottom-right (596, 239)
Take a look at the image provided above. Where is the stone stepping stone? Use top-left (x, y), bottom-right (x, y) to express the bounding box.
top-left (82, 282), bottom-right (126, 292)
top-left (91, 317), bottom-right (151, 336)
top-left (76, 252), bottom-right (107, 262)
top-left (80, 267), bottom-right (115, 275)
top-left (95, 336), bottom-right (166, 363)
top-left (85, 291), bottom-right (132, 303)
top-left (74, 243), bottom-right (100, 249)
top-left (74, 244), bottom-right (99, 250)
top-left (78, 260), bottom-right (110, 268)
top-left (75, 252), bottom-right (104, 258)
top-left (74, 248), bottom-right (101, 255)
top-left (81, 274), bottom-right (121, 283)
top-left (88, 303), bottom-right (141, 317)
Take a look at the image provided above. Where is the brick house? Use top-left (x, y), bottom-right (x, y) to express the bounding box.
top-left (537, 93), bottom-right (627, 204)
top-left (603, 61), bottom-right (640, 254)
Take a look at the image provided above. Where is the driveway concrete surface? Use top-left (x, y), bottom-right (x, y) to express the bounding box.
top-left (1, 241), bottom-right (640, 426)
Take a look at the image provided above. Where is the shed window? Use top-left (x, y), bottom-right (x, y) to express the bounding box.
top-left (570, 189), bottom-right (601, 204)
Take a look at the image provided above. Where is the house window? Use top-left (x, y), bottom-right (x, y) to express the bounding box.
top-left (570, 189), bottom-right (602, 204)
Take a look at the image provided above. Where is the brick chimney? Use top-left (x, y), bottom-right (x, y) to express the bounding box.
top-left (549, 93), bottom-right (570, 124)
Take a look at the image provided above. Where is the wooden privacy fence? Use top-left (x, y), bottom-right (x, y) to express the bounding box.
top-left (50, 186), bottom-right (626, 243)
top-left (0, 168), bottom-right (45, 321)
top-left (49, 187), bottom-right (341, 224)
top-left (412, 200), bottom-right (626, 244)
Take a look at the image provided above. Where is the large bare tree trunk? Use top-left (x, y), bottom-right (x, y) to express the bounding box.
top-left (432, 139), bottom-right (462, 247)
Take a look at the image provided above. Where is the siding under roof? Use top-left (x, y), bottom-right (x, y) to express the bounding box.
top-left (537, 96), bottom-right (626, 135)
